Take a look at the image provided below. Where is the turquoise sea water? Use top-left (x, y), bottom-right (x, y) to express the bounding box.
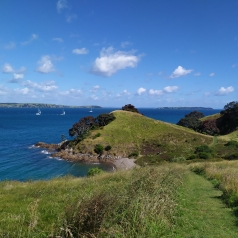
top-left (0, 107), bottom-right (221, 181)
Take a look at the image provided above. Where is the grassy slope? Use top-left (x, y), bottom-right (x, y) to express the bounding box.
top-left (1, 164), bottom-right (238, 237)
top-left (76, 110), bottom-right (213, 159)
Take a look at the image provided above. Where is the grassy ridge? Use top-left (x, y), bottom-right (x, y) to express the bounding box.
top-left (0, 166), bottom-right (186, 237)
top-left (76, 110), bottom-right (213, 160)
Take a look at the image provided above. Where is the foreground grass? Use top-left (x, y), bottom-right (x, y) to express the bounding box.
top-left (1, 163), bottom-right (238, 237)
top-left (0, 165), bottom-right (185, 237)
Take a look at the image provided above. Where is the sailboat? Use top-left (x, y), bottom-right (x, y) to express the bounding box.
top-left (36, 108), bottom-right (41, 115)
top-left (89, 107), bottom-right (93, 112)
top-left (60, 109), bottom-right (65, 115)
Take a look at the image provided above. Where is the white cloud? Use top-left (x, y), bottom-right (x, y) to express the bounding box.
top-left (72, 48), bottom-right (89, 55)
top-left (14, 88), bottom-right (30, 95)
top-left (57, 0), bottom-right (68, 13)
top-left (4, 41), bottom-right (16, 50)
top-left (52, 38), bottom-right (63, 43)
top-left (116, 89), bottom-right (131, 97)
top-left (90, 85), bottom-right (100, 92)
top-left (66, 14), bottom-right (77, 23)
top-left (2, 63), bottom-right (14, 73)
top-left (170, 66), bottom-right (193, 78)
top-left (91, 47), bottom-right (141, 77)
top-left (0, 85), bottom-right (8, 95)
top-left (149, 89), bottom-right (164, 96)
top-left (21, 34), bottom-right (38, 46)
top-left (194, 72), bottom-right (201, 76)
top-left (137, 87), bottom-right (146, 95)
top-left (163, 86), bottom-right (178, 93)
top-left (16, 67), bottom-right (26, 73)
top-left (121, 41), bottom-right (131, 48)
top-left (8, 73), bottom-right (24, 83)
top-left (209, 72), bottom-right (215, 77)
top-left (36, 55), bottom-right (55, 74)
top-left (22, 80), bottom-right (58, 92)
top-left (215, 86), bottom-right (234, 96)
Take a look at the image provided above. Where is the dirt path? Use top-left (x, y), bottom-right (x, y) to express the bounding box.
top-left (174, 171), bottom-right (238, 237)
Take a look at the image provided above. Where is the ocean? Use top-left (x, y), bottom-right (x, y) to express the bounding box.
top-left (0, 107), bottom-right (221, 181)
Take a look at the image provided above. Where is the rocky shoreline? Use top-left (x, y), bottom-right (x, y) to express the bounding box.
top-left (35, 142), bottom-right (136, 170)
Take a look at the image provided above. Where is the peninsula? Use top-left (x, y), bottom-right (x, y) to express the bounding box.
top-left (157, 107), bottom-right (213, 110)
top-left (0, 103), bottom-right (102, 108)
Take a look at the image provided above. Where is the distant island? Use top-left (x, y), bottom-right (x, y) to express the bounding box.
top-left (0, 103), bottom-right (102, 108)
top-left (157, 107), bottom-right (213, 110)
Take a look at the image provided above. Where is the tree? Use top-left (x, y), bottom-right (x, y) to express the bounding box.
top-left (87, 167), bottom-right (103, 177)
top-left (96, 113), bottom-right (116, 127)
top-left (177, 111), bottom-right (204, 131)
top-left (122, 104), bottom-right (140, 113)
top-left (199, 119), bottom-right (220, 135)
top-left (69, 116), bottom-right (97, 138)
top-left (217, 101), bottom-right (238, 134)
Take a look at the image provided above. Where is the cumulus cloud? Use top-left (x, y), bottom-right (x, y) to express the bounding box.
top-left (57, 0), bottom-right (68, 13)
top-left (4, 41), bottom-right (16, 50)
top-left (2, 63), bottom-right (14, 73)
top-left (215, 86), bottom-right (234, 96)
top-left (116, 89), bottom-right (131, 97)
top-left (163, 86), bottom-right (179, 93)
top-left (91, 47), bottom-right (141, 77)
top-left (72, 48), bottom-right (88, 55)
top-left (22, 80), bottom-right (58, 92)
top-left (137, 87), bottom-right (146, 95)
top-left (8, 73), bottom-right (24, 83)
top-left (149, 86), bottom-right (179, 96)
top-left (90, 85), bottom-right (100, 92)
top-left (52, 38), bottom-right (63, 43)
top-left (21, 34), bottom-right (38, 46)
top-left (209, 72), bottom-right (215, 77)
top-left (170, 66), bottom-right (193, 78)
top-left (66, 14), bottom-right (77, 23)
top-left (149, 89), bottom-right (164, 96)
top-left (36, 55), bottom-right (55, 74)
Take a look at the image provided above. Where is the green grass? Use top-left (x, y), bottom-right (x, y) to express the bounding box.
top-left (76, 110), bottom-right (213, 160)
top-left (1, 164), bottom-right (238, 237)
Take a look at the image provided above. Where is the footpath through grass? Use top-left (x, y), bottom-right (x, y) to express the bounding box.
top-left (175, 171), bottom-right (238, 238)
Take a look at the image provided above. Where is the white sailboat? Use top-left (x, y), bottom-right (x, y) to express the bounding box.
top-left (89, 107), bottom-right (93, 112)
top-left (36, 108), bottom-right (41, 115)
top-left (60, 109), bottom-right (65, 115)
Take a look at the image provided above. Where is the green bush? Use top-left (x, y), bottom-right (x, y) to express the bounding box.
top-left (195, 145), bottom-right (213, 154)
top-left (93, 133), bottom-right (101, 139)
top-left (225, 141), bottom-right (238, 148)
top-left (198, 152), bottom-right (211, 160)
top-left (171, 157), bottom-right (186, 162)
top-left (187, 154), bottom-right (196, 160)
top-left (225, 153), bottom-right (238, 160)
top-left (104, 145), bottom-right (112, 152)
top-left (87, 167), bottom-right (104, 177)
top-left (94, 144), bottom-right (104, 155)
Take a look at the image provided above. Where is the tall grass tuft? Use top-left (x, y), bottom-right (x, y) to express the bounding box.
top-left (59, 165), bottom-right (186, 237)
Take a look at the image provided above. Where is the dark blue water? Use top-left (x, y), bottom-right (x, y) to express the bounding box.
top-left (0, 107), bottom-right (221, 181)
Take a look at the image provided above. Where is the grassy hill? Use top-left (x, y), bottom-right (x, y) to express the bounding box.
top-left (73, 110), bottom-right (213, 163)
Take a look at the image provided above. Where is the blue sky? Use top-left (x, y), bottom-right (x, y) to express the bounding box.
top-left (0, 0), bottom-right (238, 108)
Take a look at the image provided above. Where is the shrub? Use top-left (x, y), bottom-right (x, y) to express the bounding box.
top-left (87, 167), bottom-right (104, 177)
top-left (171, 157), bottom-right (186, 162)
top-left (198, 152), bottom-right (211, 160)
top-left (94, 144), bottom-right (104, 155)
top-left (225, 153), bottom-right (238, 160)
top-left (104, 145), bottom-right (112, 152)
top-left (195, 145), bottom-right (213, 154)
top-left (93, 133), bottom-right (101, 139)
top-left (225, 141), bottom-right (238, 148)
top-left (128, 151), bottom-right (139, 158)
top-left (187, 154), bottom-right (196, 160)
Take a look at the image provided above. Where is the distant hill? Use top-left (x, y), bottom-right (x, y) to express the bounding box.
top-left (157, 107), bottom-right (213, 110)
top-left (0, 103), bottom-right (102, 108)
